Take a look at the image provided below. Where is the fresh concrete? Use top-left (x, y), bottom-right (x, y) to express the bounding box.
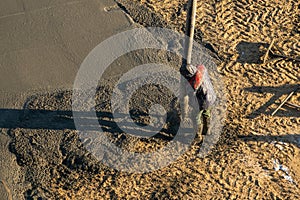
top-left (0, 0), bottom-right (134, 199)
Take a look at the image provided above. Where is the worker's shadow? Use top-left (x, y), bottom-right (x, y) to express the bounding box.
top-left (236, 41), bottom-right (268, 64)
top-left (244, 84), bottom-right (299, 118)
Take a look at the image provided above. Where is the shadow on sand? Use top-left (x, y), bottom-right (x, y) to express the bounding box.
top-left (236, 41), bottom-right (268, 64)
top-left (244, 84), bottom-right (299, 119)
top-left (237, 134), bottom-right (300, 148)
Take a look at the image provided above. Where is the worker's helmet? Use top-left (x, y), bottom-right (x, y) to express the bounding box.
top-left (189, 64), bottom-right (205, 90)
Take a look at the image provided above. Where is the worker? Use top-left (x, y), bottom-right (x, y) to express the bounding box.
top-left (180, 64), bottom-right (216, 136)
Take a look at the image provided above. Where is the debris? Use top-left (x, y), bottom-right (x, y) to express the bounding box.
top-left (263, 39), bottom-right (300, 63)
top-left (273, 159), bottom-right (295, 184)
top-left (271, 88), bottom-right (298, 116)
top-left (263, 38), bottom-right (275, 63)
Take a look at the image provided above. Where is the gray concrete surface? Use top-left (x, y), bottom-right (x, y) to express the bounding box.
top-left (0, 0), bottom-right (134, 199)
top-left (0, 0), bottom-right (133, 97)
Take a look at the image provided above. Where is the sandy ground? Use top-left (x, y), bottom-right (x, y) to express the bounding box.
top-left (119, 0), bottom-right (300, 198)
top-left (1, 0), bottom-right (300, 199)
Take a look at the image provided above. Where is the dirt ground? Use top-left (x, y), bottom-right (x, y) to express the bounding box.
top-left (4, 0), bottom-right (300, 199)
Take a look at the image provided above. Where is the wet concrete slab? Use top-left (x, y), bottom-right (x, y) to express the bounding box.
top-left (0, 0), bottom-right (133, 96)
top-left (0, 0), bottom-right (134, 198)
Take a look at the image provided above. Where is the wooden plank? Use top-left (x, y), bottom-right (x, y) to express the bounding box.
top-left (263, 38), bottom-right (275, 64)
top-left (271, 90), bottom-right (296, 116)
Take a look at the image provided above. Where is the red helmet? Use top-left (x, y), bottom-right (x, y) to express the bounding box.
top-left (189, 64), bottom-right (205, 90)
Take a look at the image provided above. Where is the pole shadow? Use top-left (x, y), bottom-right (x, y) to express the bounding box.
top-left (0, 88), bottom-right (184, 141)
top-left (0, 108), bottom-right (184, 140)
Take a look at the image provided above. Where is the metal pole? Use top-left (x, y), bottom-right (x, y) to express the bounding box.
top-left (184, 0), bottom-right (198, 66)
top-left (182, 0), bottom-right (197, 120)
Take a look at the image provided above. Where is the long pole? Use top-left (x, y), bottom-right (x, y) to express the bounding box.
top-left (184, 0), bottom-right (198, 66)
top-left (182, 0), bottom-right (197, 120)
